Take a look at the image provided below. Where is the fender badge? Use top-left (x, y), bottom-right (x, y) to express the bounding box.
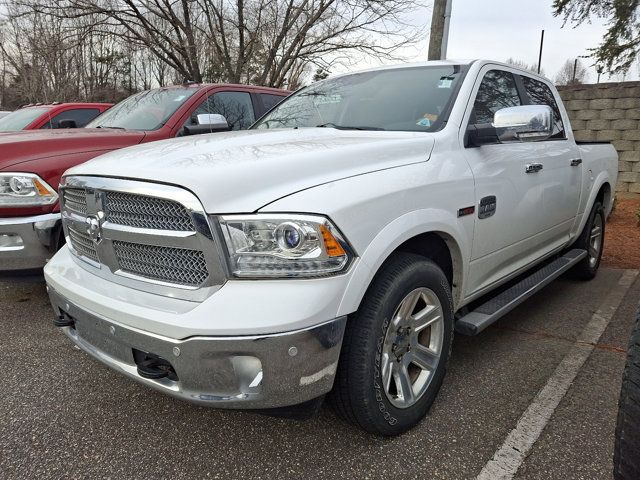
top-left (457, 206), bottom-right (475, 217)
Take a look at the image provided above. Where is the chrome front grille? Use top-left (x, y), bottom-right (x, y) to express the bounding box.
top-left (63, 188), bottom-right (88, 215)
top-left (104, 191), bottom-right (194, 231)
top-left (67, 226), bottom-right (99, 263)
top-left (60, 177), bottom-right (226, 300)
top-left (113, 241), bottom-right (208, 286)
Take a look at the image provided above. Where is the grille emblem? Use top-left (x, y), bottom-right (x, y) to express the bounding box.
top-left (85, 213), bottom-right (103, 241)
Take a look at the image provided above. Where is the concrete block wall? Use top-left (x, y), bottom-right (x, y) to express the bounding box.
top-left (557, 82), bottom-right (640, 194)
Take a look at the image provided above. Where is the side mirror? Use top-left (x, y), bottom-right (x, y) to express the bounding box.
top-left (57, 119), bottom-right (78, 129)
top-left (183, 113), bottom-right (230, 136)
top-left (466, 105), bottom-right (554, 147)
top-left (493, 105), bottom-right (553, 142)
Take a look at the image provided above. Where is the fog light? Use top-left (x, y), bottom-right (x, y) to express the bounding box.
top-left (0, 234), bottom-right (24, 251)
top-left (232, 356), bottom-right (263, 392)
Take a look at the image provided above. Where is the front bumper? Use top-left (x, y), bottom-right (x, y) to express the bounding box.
top-left (48, 287), bottom-right (347, 409)
top-left (0, 213), bottom-right (60, 270)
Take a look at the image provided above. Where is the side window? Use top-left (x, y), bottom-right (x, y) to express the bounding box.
top-left (521, 76), bottom-right (565, 139)
top-left (260, 93), bottom-right (286, 113)
top-left (472, 70), bottom-right (521, 124)
top-left (187, 91), bottom-right (256, 130)
top-left (41, 108), bottom-right (101, 129)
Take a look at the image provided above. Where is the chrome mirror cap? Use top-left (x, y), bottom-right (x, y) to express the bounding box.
top-left (493, 105), bottom-right (553, 142)
top-left (196, 113), bottom-right (228, 130)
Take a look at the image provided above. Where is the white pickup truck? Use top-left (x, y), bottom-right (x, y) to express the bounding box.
top-left (44, 60), bottom-right (618, 435)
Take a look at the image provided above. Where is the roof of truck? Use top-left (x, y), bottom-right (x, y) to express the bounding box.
top-left (339, 59), bottom-right (550, 83)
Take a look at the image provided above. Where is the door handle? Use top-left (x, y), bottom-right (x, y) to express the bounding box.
top-left (525, 163), bottom-right (543, 173)
top-left (570, 158), bottom-right (582, 166)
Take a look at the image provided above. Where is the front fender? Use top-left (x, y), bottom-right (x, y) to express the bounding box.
top-left (336, 208), bottom-right (471, 316)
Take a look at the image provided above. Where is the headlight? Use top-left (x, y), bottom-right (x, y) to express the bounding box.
top-left (218, 214), bottom-right (354, 278)
top-left (0, 173), bottom-right (58, 207)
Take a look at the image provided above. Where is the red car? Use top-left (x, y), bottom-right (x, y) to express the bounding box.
top-left (0, 103), bottom-right (112, 131)
top-left (0, 83), bottom-right (289, 271)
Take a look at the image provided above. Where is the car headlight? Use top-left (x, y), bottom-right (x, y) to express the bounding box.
top-left (217, 214), bottom-right (354, 278)
top-left (0, 173), bottom-right (58, 207)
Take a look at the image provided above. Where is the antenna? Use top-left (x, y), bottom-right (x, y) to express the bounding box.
top-left (537, 30), bottom-right (544, 74)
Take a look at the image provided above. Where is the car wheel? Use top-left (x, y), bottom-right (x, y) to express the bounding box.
top-left (614, 308), bottom-right (640, 480)
top-left (571, 200), bottom-right (605, 280)
top-left (330, 252), bottom-right (454, 435)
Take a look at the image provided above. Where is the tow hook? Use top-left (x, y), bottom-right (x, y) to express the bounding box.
top-left (133, 349), bottom-right (179, 381)
top-left (53, 311), bottom-right (75, 328)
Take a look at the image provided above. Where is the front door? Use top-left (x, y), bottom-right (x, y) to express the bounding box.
top-left (461, 67), bottom-right (559, 297)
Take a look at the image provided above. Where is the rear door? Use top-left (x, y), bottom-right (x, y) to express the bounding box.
top-left (519, 75), bottom-right (582, 238)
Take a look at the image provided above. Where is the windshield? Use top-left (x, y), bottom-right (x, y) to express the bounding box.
top-left (87, 88), bottom-right (198, 131)
top-left (0, 107), bottom-right (50, 131)
top-left (253, 65), bottom-right (466, 132)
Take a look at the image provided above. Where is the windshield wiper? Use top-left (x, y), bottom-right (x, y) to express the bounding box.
top-left (316, 122), bottom-right (385, 131)
top-left (95, 125), bottom-right (125, 130)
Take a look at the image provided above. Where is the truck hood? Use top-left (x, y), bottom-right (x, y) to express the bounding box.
top-left (0, 128), bottom-right (146, 170)
top-left (67, 128), bottom-right (435, 212)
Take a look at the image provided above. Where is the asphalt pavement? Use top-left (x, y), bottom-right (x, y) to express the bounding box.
top-left (1, 268), bottom-right (639, 479)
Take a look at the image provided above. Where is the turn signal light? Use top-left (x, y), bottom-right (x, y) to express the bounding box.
top-left (33, 178), bottom-right (51, 196)
top-left (320, 224), bottom-right (346, 257)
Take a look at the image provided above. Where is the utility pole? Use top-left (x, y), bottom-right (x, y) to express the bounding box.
top-left (441, 0), bottom-right (453, 59)
top-left (428, 0), bottom-right (453, 60)
top-left (572, 55), bottom-right (589, 83)
top-left (537, 30), bottom-right (544, 74)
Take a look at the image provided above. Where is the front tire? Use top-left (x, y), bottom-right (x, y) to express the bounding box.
top-left (614, 308), bottom-right (640, 480)
top-left (330, 253), bottom-right (454, 435)
top-left (571, 200), bottom-right (605, 280)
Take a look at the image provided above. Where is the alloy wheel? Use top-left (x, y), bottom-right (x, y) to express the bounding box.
top-left (589, 213), bottom-right (603, 268)
top-left (382, 287), bottom-right (444, 409)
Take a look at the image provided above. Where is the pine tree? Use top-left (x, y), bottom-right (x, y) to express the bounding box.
top-left (554, 0), bottom-right (640, 73)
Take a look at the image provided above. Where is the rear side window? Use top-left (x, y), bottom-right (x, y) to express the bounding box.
top-left (41, 108), bottom-right (101, 129)
top-left (473, 70), bottom-right (521, 124)
top-left (521, 76), bottom-right (565, 139)
top-left (260, 94), bottom-right (286, 113)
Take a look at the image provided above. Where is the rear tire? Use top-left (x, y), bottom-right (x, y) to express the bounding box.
top-left (614, 308), bottom-right (640, 480)
top-left (330, 252), bottom-right (454, 435)
top-left (570, 201), bottom-right (605, 280)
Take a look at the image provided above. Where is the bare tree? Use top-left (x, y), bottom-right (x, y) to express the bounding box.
top-left (13, 0), bottom-right (425, 88)
top-left (0, 3), bottom-right (203, 106)
top-left (555, 58), bottom-right (589, 85)
top-left (0, 0), bottom-right (427, 107)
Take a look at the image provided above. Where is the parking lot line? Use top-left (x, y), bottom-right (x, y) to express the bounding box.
top-left (476, 269), bottom-right (639, 480)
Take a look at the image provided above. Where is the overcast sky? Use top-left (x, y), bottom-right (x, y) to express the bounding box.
top-left (352, 0), bottom-right (636, 83)
top-left (446, 0), bottom-right (629, 82)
